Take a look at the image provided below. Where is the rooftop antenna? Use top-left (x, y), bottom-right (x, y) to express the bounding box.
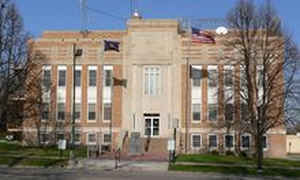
top-left (131, 0), bottom-right (142, 19)
top-left (80, 0), bottom-right (88, 32)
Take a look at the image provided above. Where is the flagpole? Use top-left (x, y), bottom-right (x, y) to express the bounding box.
top-left (185, 20), bottom-right (192, 153)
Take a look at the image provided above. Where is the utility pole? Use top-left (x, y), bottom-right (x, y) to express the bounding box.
top-left (69, 44), bottom-right (82, 162)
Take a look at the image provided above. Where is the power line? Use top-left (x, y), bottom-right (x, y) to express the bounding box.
top-left (87, 7), bottom-right (127, 22)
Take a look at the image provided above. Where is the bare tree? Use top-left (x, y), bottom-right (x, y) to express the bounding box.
top-left (0, 0), bottom-right (30, 132)
top-left (224, 0), bottom-right (300, 171)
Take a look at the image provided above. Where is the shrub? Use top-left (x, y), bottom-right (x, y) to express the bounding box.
top-left (210, 150), bottom-right (219, 156)
top-left (225, 150), bottom-right (235, 156)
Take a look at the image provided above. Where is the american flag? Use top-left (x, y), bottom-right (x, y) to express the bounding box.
top-left (191, 27), bottom-right (215, 44)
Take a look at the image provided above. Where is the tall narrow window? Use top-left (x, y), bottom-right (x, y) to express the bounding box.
top-left (103, 103), bottom-right (112, 121)
top-left (208, 68), bottom-right (218, 88)
top-left (58, 70), bottom-right (66, 87)
top-left (208, 104), bottom-right (218, 121)
top-left (74, 103), bottom-right (81, 120)
top-left (192, 104), bottom-right (201, 121)
top-left (241, 135), bottom-right (250, 149)
top-left (42, 103), bottom-right (49, 120)
top-left (209, 135), bottom-right (217, 148)
top-left (262, 135), bottom-right (267, 149)
top-left (43, 68), bottom-right (51, 90)
top-left (192, 67), bottom-right (201, 87)
top-left (75, 69), bottom-right (81, 87)
top-left (240, 102), bottom-right (249, 122)
top-left (57, 103), bottom-right (65, 120)
top-left (144, 67), bottom-right (160, 96)
top-left (88, 103), bottom-right (96, 121)
top-left (89, 69), bottom-right (97, 87)
top-left (225, 135), bottom-right (234, 148)
top-left (224, 67), bottom-right (233, 87)
top-left (191, 134), bottom-right (201, 148)
top-left (225, 103), bottom-right (234, 121)
top-left (104, 69), bottom-right (112, 87)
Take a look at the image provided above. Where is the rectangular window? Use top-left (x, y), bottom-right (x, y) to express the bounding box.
top-left (103, 103), bottom-right (112, 121)
top-left (42, 103), bottom-right (49, 120)
top-left (75, 69), bottom-right (81, 87)
top-left (40, 133), bottom-right (49, 144)
top-left (225, 135), bottom-right (234, 148)
top-left (192, 134), bottom-right (201, 148)
top-left (241, 135), bottom-right (250, 148)
top-left (224, 68), bottom-right (233, 87)
top-left (58, 70), bottom-right (66, 87)
top-left (208, 104), bottom-right (218, 121)
top-left (192, 67), bottom-right (202, 87)
top-left (88, 103), bottom-right (96, 121)
top-left (262, 136), bottom-right (267, 149)
top-left (103, 134), bottom-right (112, 144)
top-left (208, 68), bottom-right (218, 88)
top-left (75, 103), bottom-right (81, 120)
top-left (192, 104), bottom-right (201, 121)
top-left (144, 117), bottom-right (160, 137)
top-left (257, 67), bottom-right (264, 88)
top-left (89, 70), bottom-right (97, 87)
top-left (87, 133), bottom-right (97, 144)
top-left (144, 67), bottom-right (160, 96)
top-left (104, 69), bottom-right (112, 87)
top-left (75, 133), bottom-right (81, 144)
top-left (56, 133), bottom-right (64, 143)
top-left (209, 135), bottom-right (217, 148)
top-left (240, 103), bottom-right (249, 122)
top-left (43, 69), bottom-right (51, 90)
top-left (57, 103), bottom-right (65, 120)
top-left (225, 103), bottom-right (234, 121)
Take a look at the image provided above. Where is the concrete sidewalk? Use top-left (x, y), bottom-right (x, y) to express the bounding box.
top-left (72, 159), bottom-right (169, 172)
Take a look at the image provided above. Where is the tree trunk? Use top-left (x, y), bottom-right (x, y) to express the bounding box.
top-left (0, 111), bottom-right (8, 132)
top-left (257, 134), bottom-right (263, 171)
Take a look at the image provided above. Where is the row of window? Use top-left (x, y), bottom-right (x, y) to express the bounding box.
top-left (191, 65), bottom-right (262, 122)
top-left (43, 66), bottom-right (112, 88)
top-left (42, 102), bottom-right (112, 121)
top-left (42, 65), bottom-right (113, 122)
top-left (40, 132), bottom-right (112, 145)
top-left (191, 65), bottom-right (264, 88)
top-left (191, 134), bottom-right (267, 150)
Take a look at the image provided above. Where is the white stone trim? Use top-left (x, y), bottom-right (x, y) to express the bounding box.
top-left (42, 65), bottom-right (51, 70)
top-left (57, 65), bottom-right (67, 70)
top-left (207, 65), bottom-right (217, 70)
top-left (88, 65), bottom-right (97, 70)
top-left (103, 65), bottom-right (113, 70)
top-left (75, 65), bottom-right (82, 70)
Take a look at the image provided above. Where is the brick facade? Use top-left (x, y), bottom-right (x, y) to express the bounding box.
top-left (23, 18), bottom-right (286, 158)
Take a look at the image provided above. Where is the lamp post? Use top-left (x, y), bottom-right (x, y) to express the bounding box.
top-left (69, 44), bottom-right (82, 161)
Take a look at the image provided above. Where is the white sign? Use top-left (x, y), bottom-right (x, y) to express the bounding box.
top-left (58, 140), bottom-right (66, 150)
top-left (168, 139), bottom-right (175, 151)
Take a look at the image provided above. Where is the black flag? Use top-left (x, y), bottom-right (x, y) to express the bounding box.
top-left (104, 40), bottom-right (120, 52)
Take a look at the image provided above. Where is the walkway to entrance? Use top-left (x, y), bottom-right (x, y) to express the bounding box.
top-left (73, 159), bottom-right (169, 172)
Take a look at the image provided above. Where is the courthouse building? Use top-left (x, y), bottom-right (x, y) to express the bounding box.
top-left (23, 16), bottom-right (287, 158)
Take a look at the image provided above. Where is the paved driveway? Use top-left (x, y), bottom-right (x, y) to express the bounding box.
top-left (0, 167), bottom-right (287, 180)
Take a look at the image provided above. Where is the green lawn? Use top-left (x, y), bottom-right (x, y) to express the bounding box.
top-left (0, 141), bottom-right (86, 167)
top-left (176, 154), bottom-right (300, 168)
top-left (169, 165), bottom-right (300, 178)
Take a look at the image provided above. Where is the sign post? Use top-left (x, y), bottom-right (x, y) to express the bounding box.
top-left (168, 139), bottom-right (175, 165)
